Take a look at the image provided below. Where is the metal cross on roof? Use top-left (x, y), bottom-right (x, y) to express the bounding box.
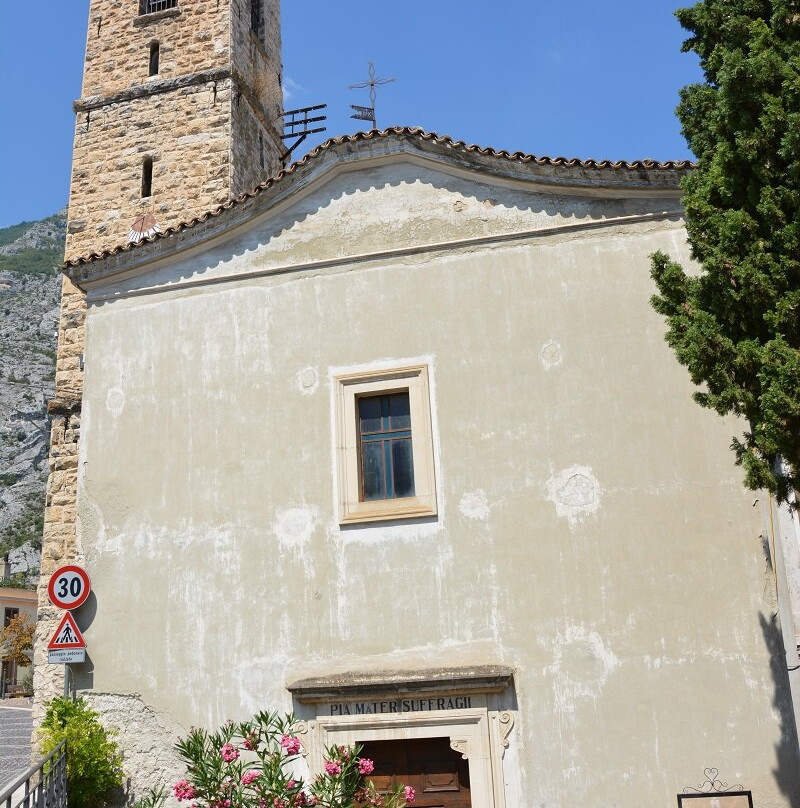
top-left (348, 62), bottom-right (396, 129)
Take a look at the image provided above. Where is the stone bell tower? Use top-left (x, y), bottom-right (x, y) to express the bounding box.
top-left (66, 0), bottom-right (283, 260)
top-left (35, 0), bottom-right (284, 711)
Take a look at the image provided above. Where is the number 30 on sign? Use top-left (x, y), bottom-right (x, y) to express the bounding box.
top-left (47, 565), bottom-right (91, 611)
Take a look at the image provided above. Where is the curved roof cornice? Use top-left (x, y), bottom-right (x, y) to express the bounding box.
top-left (64, 126), bottom-right (694, 279)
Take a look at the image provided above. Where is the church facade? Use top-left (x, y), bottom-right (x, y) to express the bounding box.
top-left (35, 3), bottom-right (800, 807)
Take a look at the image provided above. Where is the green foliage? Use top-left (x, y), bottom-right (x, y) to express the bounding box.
top-left (0, 613), bottom-right (34, 666)
top-left (36, 347), bottom-right (57, 362)
top-left (650, 0), bottom-right (800, 501)
top-left (0, 571), bottom-right (35, 590)
top-left (39, 697), bottom-right (124, 808)
top-left (0, 248), bottom-right (63, 276)
top-left (1, 490), bottom-right (45, 555)
top-left (174, 711), bottom-right (413, 808)
top-left (131, 787), bottom-right (168, 808)
top-left (0, 220), bottom-right (38, 248)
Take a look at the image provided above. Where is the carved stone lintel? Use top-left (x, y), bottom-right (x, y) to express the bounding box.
top-left (497, 711), bottom-right (514, 758)
top-left (288, 665), bottom-right (514, 704)
top-left (449, 739), bottom-right (469, 760)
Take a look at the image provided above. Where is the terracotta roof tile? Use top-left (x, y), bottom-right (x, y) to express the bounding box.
top-left (63, 126), bottom-right (694, 269)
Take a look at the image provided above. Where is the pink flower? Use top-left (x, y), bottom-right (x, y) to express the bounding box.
top-left (404, 786), bottom-right (416, 803)
top-left (242, 736), bottom-right (255, 751)
top-left (281, 735), bottom-right (302, 756)
top-left (357, 758), bottom-right (374, 775)
top-left (324, 760), bottom-right (342, 776)
top-left (172, 781), bottom-right (196, 802)
top-left (241, 771), bottom-right (261, 785)
top-left (220, 743), bottom-right (239, 762)
top-left (286, 781), bottom-right (296, 790)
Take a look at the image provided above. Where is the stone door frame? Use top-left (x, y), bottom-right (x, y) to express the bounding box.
top-left (307, 708), bottom-right (504, 808)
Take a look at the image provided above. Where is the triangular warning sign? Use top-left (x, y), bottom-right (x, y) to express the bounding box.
top-left (48, 612), bottom-right (86, 650)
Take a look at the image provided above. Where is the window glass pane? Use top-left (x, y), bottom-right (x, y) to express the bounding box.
top-left (388, 393), bottom-right (411, 430)
top-left (391, 438), bottom-right (415, 498)
top-left (358, 397), bottom-right (383, 434)
top-left (361, 440), bottom-right (386, 500)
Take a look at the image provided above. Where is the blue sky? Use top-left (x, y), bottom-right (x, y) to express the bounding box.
top-left (0, 1), bottom-right (702, 228)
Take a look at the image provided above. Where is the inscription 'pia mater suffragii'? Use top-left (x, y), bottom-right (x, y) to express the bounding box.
top-left (328, 696), bottom-right (473, 716)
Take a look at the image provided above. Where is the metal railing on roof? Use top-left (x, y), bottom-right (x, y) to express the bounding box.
top-left (0, 741), bottom-right (66, 808)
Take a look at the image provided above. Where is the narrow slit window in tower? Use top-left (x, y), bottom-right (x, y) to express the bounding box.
top-left (149, 42), bottom-right (160, 76)
top-left (250, 0), bottom-right (264, 43)
top-left (141, 157), bottom-right (153, 198)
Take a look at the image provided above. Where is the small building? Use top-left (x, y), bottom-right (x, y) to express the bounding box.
top-left (1, 555), bottom-right (36, 695)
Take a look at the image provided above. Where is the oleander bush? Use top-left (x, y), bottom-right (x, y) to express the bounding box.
top-left (173, 710), bottom-right (415, 808)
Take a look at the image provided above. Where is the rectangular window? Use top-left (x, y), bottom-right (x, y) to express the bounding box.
top-left (139, 0), bottom-right (178, 14)
top-left (4, 608), bottom-right (19, 628)
top-left (333, 364), bottom-right (437, 524)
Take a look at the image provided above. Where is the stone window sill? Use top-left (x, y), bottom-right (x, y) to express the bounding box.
top-left (133, 8), bottom-right (181, 27)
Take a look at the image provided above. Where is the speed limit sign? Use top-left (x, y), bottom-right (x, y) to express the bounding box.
top-left (48, 565), bottom-right (91, 611)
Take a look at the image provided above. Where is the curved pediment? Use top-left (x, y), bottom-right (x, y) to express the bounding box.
top-left (68, 129), bottom-right (687, 299)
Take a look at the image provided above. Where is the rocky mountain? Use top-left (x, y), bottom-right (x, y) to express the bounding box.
top-left (0, 210), bottom-right (65, 572)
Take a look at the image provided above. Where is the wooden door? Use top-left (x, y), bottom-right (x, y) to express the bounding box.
top-left (359, 737), bottom-right (471, 808)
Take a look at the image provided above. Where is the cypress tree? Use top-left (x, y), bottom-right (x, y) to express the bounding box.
top-left (650, 0), bottom-right (800, 502)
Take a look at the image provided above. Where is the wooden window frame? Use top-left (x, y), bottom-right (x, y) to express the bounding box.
top-left (333, 365), bottom-right (437, 525)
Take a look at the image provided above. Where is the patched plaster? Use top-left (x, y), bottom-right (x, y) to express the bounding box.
top-left (459, 490), bottom-right (490, 521)
top-left (539, 340), bottom-right (563, 370)
top-left (546, 466), bottom-right (601, 526)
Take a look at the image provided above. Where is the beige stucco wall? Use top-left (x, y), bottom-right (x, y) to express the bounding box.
top-left (65, 160), bottom-right (800, 806)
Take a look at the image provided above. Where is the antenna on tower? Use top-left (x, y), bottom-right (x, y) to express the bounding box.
top-left (348, 62), bottom-right (396, 129)
top-left (281, 104), bottom-right (328, 163)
